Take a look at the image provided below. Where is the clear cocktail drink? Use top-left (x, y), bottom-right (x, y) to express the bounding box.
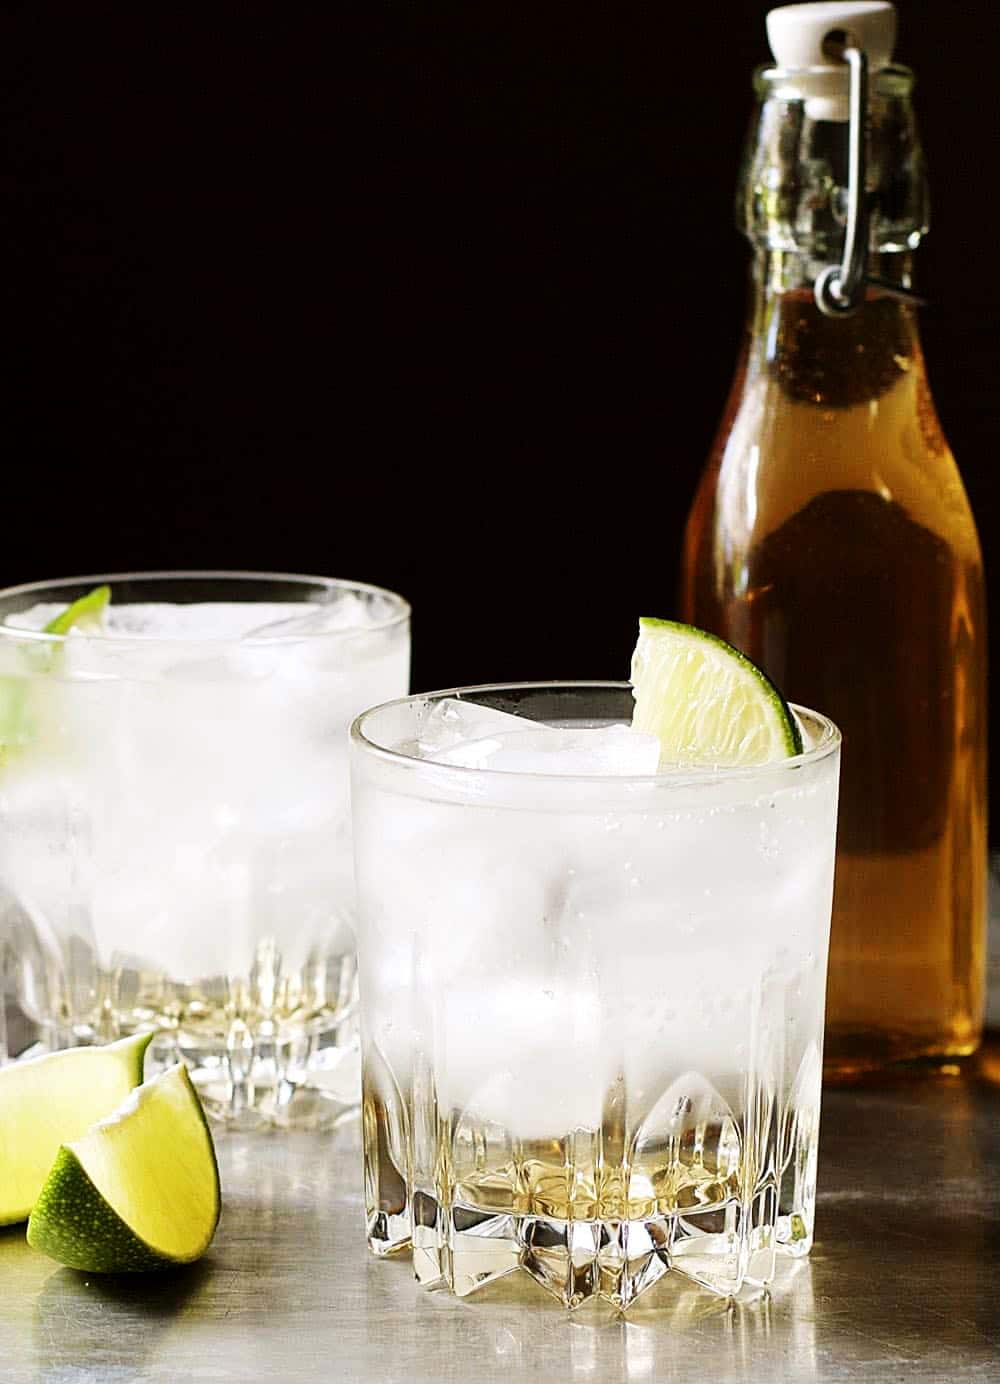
top-left (0, 572), bottom-right (410, 1126)
top-left (352, 683), bottom-right (839, 1308)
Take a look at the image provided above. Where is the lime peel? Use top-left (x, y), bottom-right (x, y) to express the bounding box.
top-left (630, 617), bottom-right (802, 767)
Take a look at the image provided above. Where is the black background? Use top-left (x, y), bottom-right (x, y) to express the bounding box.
top-left (4, 3), bottom-right (998, 812)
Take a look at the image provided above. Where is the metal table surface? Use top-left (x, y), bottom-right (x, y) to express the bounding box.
top-left (2, 1051), bottom-right (999, 1384)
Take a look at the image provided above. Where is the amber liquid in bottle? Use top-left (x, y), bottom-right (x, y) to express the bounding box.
top-left (682, 278), bottom-right (987, 1077)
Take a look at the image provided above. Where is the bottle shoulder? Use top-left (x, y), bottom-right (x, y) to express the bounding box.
top-left (699, 365), bottom-right (982, 565)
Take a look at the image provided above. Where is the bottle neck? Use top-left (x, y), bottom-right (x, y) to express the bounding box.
top-left (743, 249), bottom-right (924, 409)
top-left (754, 245), bottom-right (916, 298)
top-left (739, 65), bottom-right (928, 296)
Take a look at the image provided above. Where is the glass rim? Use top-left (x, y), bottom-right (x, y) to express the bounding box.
top-left (351, 679), bottom-right (841, 785)
top-left (0, 570), bottom-right (411, 645)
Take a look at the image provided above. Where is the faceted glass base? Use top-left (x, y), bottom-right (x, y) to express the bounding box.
top-left (22, 947), bottom-right (362, 1129)
top-left (363, 1029), bottom-right (824, 1310)
top-left (157, 1016), bottom-right (361, 1130)
top-left (374, 1196), bottom-right (788, 1311)
top-left (26, 1016), bottom-right (362, 1130)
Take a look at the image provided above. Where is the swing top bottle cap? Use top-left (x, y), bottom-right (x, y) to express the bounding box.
top-left (766, 3), bottom-right (896, 70)
top-left (765, 3), bottom-right (897, 120)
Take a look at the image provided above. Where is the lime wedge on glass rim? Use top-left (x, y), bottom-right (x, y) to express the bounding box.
top-left (630, 617), bottom-right (802, 765)
top-left (0, 584), bottom-right (112, 751)
top-left (0, 1032), bottom-right (152, 1225)
top-left (27, 1063), bottom-right (220, 1273)
top-left (42, 584), bottom-right (112, 636)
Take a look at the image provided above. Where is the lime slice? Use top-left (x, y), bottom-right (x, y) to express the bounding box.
top-left (43, 584), bottom-right (112, 636)
top-left (0, 1033), bottom-right (152, 1225)
top-left (27, 1063), bottom-right (220, 1273)
top-left (0, 680), bottom-right (30, 752)
top-left (0, 585), bottom-right (112, 751)
top-left (630, 617), bottom-right (802, 766)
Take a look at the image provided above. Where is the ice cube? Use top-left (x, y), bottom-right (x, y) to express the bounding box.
top-left (2, 603), bottom-right (328, 687)
top-left (3, 604), bottom-right (68, 632)
top-left (419, 699), bottom-right (660, 775)
top-left (417, 699), bottom-right (534, 757)
top-left (242, 592), bottom-right (374, 640)
top-left (9, 601), bottom-right (321, 642)
top-left (445, 976), bottom-right (608, 1136)
top-left (106, 602), bottom-right (324, 641)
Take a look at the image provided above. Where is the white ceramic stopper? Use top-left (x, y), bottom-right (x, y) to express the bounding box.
top-left (767, 2), bottom-right (896, 69)
top-left (765, 2), bottom-right (897, 119)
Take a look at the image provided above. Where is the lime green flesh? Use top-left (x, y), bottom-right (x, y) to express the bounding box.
top-left (0, 1033), bottom-right (152, 1225)
top-left (0, 586), bottom-right (112, 749)
top-left (0, 679), bottom-right (30, 751)
top-left (27, 1063), bottom-right (220, 1273)
top-left (630, 617), bottom-right (802, 766)
top-left (43, 585), bottom-right (111, 636)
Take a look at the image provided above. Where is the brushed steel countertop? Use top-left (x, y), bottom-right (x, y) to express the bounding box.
top-left (2, 1047), bottom-right (999, 1384)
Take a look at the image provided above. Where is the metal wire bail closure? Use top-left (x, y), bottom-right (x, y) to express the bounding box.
top-left (815, 45), bottom-right (870, 317)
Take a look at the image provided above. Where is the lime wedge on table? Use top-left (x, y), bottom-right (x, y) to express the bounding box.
top-left (27, 1063), bottom-right (220, 1273)
top-left (0, 1033), bottom-right (152, 1225)
top-left (42, 584), bottom-right (111, 636)
top-left (630, 618), bottom-right (802, 765)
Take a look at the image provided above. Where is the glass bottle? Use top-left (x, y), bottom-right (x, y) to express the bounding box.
top-left (680, 3), bottom-right (987, 1077)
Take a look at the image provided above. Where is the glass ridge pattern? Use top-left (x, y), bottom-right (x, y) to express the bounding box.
top-left (0, 573), bottom-right (410, 1128)
top-left (353, 686), bottom-right (840, 1309)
